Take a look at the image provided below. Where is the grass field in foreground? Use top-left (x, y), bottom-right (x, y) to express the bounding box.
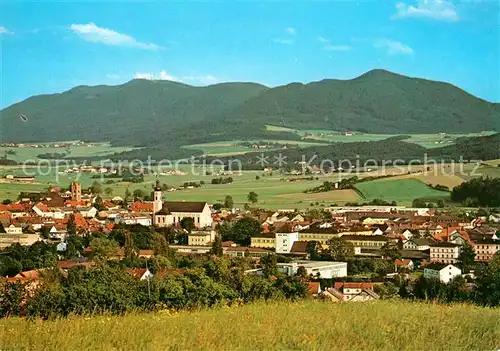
top-left (1, 300), bottom-right (499, 350)
top-left (355, 178), bottom-right (450, 202)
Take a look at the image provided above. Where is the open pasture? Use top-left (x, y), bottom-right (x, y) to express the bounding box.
top-left (265, 125), bottom-right (496, 149)
top-left (355, 178), bottom-right (450, 203)
top-left (0, 142), bottom-right (138, 162)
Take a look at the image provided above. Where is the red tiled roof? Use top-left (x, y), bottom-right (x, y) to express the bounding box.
top-left (138, 250), bottom-right (154, 256)
top-left (307, 282), bottom-right (321, 294)
top-left (34, 202), bottom-right (50, 212)
top-left (125, 268), bottom-right (148, 279)
top-left (394, 259), bottom-right (412, 266)
top-left (334, 282), bottom-right (374, 290)
top-left (65, 200), bottom-right (88, 207)
top-left (129, 201), bottom-right (154, 212)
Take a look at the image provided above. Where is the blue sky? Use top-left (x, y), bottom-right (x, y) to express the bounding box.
top-left (1, 0), bottom-right (499, 108)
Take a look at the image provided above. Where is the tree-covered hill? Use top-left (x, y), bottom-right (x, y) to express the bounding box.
top-left (212, 69), bottom-right (499, 135)
top-left (0, 80), bottom-right (268, 145)
top-left (1, 69), bottom-right (498, 148)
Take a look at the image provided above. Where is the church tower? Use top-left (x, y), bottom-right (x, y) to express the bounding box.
top-left (153, 179), bottom-right (163, 216)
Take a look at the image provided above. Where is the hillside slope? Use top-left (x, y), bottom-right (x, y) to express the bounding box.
top-left (0, 80), bottom-right (268, 145)
top-left (1, 300), bottom-right (499, 350)
top-left (1, 70), bottom-right (498, 146)
top-left (214, 69), bottom-right (499, 135)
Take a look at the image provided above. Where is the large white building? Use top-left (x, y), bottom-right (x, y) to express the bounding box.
top-left (152, 181), bottom-right (212, 229)
top-left (277, 260), bottom-right (347, 279)
top-left (424, 263), bottom-right (462, 284)
top-left (275, 231), bottom-right (299, 254)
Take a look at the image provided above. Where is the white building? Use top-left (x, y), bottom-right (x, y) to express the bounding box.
top-left (429, 242), bottom-right (461, 264)
top-left (152, 181), bottom-right (212, 229)
top-left (277, 260), bottom-right (347, 279)
top-left (424, 264), bottom-right (462, 284)
top-left (275, 232), bottom-right (299, 254)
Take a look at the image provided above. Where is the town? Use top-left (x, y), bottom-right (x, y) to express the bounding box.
top-left (1, 178), bottom-right (499, 315)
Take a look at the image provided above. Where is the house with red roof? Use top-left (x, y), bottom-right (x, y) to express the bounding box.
top-left (394, 259), bottom-right (414, 271)
top-left (125, 268), bottom-right (153, 281)
top-left (321, 282), bottom-right (379, 302)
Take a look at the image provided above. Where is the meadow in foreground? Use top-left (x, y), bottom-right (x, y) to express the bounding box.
top-left (1, 300), bottom-right (499, 351)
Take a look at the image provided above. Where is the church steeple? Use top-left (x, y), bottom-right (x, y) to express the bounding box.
top-left (154, 179), bottom-right (162, 192)
top-left (152, 179), bottom-right (163, 216)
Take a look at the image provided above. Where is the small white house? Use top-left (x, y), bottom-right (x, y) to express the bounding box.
top-left (424, 264), bottom-right (462, 284)
top-left (4, 224), bottom-right (23, 235)
top-left (275, 231), bottom-right (299, 254)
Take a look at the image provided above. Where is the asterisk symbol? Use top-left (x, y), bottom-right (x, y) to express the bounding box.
top-left (274, 153), bottom-right (287, 167)
top-left (256, 153), bottom-right (269, 167)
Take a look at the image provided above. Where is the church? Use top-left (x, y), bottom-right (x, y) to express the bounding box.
top-left (152, 180), bottom-right (213, 229)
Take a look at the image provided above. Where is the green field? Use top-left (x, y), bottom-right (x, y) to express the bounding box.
top-left (265, 125), bottom-right (497, 149)
top-left (183, 139), bottom-right (326, 156)
top-left (1, 300), bottom-right (498, 350)
top-left (355, 178), bottom-right (450, 204)
top-left (2, 161), bottom-right (496, 208)
top-left (0, 142), bottom-right (138, 162)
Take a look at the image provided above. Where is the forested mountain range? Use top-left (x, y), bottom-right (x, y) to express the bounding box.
top-left (1, 69), bottom-right (498, 145)
top-left (1, 69), bottom-right (499, 161)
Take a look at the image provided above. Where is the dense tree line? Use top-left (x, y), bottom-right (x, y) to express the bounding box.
top-left (451, 177), bottom-right (500, 207)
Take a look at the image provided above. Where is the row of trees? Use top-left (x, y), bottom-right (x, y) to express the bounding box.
top-left (0, 256), bottom-right (308, 319)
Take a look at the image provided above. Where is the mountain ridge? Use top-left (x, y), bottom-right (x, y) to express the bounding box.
top-left (1, 69), bottom-right (498, 150)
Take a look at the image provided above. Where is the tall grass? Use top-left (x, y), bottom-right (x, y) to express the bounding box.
top-left (1, 300), bottom-right (499, 350)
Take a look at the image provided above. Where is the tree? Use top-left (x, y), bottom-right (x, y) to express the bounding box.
top-left (224, 195), bottom-right (234, 209)
top-left (261, 254), bottom-right (278, 277)
top-left (474, 252), bottom-right (500, 306)
top-left (104, 187), bottom-right (113, 196)
top-left (180, 217), bottom-right (195, 234)
top-left (295, 266), bottom-right (309, 282)
top-left (458, 244), bottom-right (476, 272)
top-left (132, 189), bottom-right (146, 200)
top-left (89, 237), bottom-right (122, 259)
top-left (93, 196), bottom-right (106, 211)
top-left (306, 241), bottom-right (321, 260)
top-left (90, 180), bottom-right (102, 194)
top-left (247, 191), bottom-right (258, 204)
top-left (124, 231), bottom-right (136, 260)
top-left (326, 238), bottom-right (354, 261)
top-left (40, 226), bottom-right (51, 240)
top-left (67, 214), bottom-right (77, 236)
top-left (381, 243), bottom-right (402, 261)
top-left (153, 233), bottom-right (169, 256)
top-left (230, 217), bottom-right (261, 246)
top-left (412, 198), bottom-right (427, 208)
top-left (210, 234), bottom-right (224, 257)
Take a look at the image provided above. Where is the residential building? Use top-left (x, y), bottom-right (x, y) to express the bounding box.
top-left (277, 261), bottom-right (347, 279)
top-left (125, 268), bottom-right (153, 281)
top-left (250, 235), bottom-right (276, 248)
top-left (188, 230), bottom-right (215, 246)
top-left (340, 234), bottom-right (388, 248)
top-left (275, 231), bottom-right (299, 254)
top-left (429, 242), bottom-right (461, 264)
top-left (394, 259), bottom-right (414, 271)
top-left (424, 263), bottom-right (462, 284)
top-left (403, 238), bottom-right (433, 251)
top-left (472, 234), bottom-right (500, 262)
top-left (321, 282), bottom-right (379, 302)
